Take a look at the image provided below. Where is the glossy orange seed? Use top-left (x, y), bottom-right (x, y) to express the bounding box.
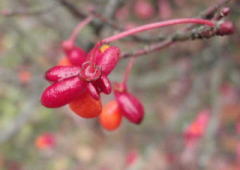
top-left (99, 100), bottom-right (122, 131)
top-left (69, 91), bottom-right (102, 118)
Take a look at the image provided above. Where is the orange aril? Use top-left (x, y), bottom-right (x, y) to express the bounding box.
top-left (69, 91), bottom-right (102, 118)
top-left (99, 100), bottom-right (122, 131)
top-left (58, 57), bottom-right (72, 66)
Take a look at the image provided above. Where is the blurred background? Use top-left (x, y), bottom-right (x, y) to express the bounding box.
top-left (0, 0), bottom-right (239, 169)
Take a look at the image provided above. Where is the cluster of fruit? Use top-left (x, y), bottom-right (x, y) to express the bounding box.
top-left (40, 13), bottom-right (231, 131)
top-left (41, 37), bottom-right (144, 131)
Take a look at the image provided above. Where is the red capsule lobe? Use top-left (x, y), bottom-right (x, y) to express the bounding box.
top-left (87, 83), bottom-right (100, 100)
top-left (41, 76), bottom-right (87, 108)
top-left (96, 46), bottom-right (120, 75)
top-left (114, 91), bottom-right (144, 124)
top-left (45, 66), bottom-right (81, 82)
top-left (93, 75), bottom-right (112, 94)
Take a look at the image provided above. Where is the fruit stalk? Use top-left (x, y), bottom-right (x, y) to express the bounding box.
top-left (102, 18), bottom-right (215, 43)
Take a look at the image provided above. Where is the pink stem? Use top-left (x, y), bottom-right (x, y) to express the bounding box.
top-left (123, 55), bottom-right (136, 85)
top-left (102, 18), bottom-right (215, 43)
top-left (68, 16), bottom-right (93, 42)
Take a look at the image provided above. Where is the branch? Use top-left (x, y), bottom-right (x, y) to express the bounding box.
top-left (199, 0), bottom-right (232, 19)
top-left (119, 0), bottom-right (233, 58)
top-left (121, 20), bottom-right (233, 58)
top-left (0, 2), bottom-right (58, 17)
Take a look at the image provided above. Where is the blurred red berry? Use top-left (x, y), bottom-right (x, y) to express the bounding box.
top-left (115, 6), bottom-right (129, 21)
top-left (35, 133), bottom-right (55, 150)
top-left (184, 109), bottom-right (210, 145)
top-left (134, 0), bottom-right (154, 20)
top-left (126, 150), bottom-right (138, 167)
top-left (158, 0), bottom-right (172, 19)
top-left (18, 70), bottom-right (32, 84)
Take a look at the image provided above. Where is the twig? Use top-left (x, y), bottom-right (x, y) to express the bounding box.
top-left (90, 10), bottom-right (166, 43)
top-left (199, 0), bottom-right (232, 19)
top-left (0, 2), bottom-right (58, 17)
top-left (120, 0), bottom-right (233, 58)
top-left (121, 19), bottom-right (231, 58)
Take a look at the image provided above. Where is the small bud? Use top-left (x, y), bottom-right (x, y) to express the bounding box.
top-left (217, 21), bottom-right (234, 35)
top-left (220, 7), bottom-right (230, 17)
top-left (62, 40), bottom-right (74, 52)
top-left (114, 90), bottom-right (144, 124)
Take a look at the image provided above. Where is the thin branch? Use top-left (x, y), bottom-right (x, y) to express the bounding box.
top-left (121, 20), bottom-right (231, 58)
top-left (199, 0), bottom-right (232, 19)
top-left (0, 2), bottom-right (58, 17)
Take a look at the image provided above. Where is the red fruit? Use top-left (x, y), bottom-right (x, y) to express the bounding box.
top-left (45, 66), bottom-right (81, 82)
top-left (126, 150), bottom-right (138, 166)
top-left (134, 0), bottom-right (154, 20)
top-left (114, 90), bottom-right (144, 124)
top-left (18, 70), bottom-right (32, 84)
top-left (35, 133), bottom-right (55, 150)
top-left (99, 100), bottom-right (122, 131)
top-left (69, 91), bottom-right (102, 118)
top-left (41, 76), bottom-right (87, 108)
top-left (87, 44), bottom-right (120, 76)
top-left (96, 45), bottom-right (120, 75)
top-left (184, 109), bottom-right (210, 145)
